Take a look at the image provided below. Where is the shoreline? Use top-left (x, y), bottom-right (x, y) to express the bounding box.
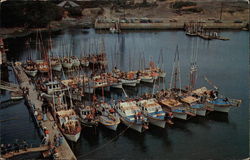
top-left (0, 19), bottom-right (249, 39)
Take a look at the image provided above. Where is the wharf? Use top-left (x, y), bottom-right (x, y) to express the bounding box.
top-left (12, 62), bottom-right (77, 160)
top-left (2, 146), bottom-right (49, 159)
top-left (95, 19), bottom-right (248, 30)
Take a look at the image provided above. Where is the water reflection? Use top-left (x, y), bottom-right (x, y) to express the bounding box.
top-left (2, 29), bottom-right (248, 159)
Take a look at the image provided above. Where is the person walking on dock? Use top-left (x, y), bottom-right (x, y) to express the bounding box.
top-left (59, 134), bottom-right (64, 146)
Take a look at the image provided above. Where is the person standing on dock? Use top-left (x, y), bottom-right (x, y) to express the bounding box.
top-left (59, 134), bottom-right (64, 146)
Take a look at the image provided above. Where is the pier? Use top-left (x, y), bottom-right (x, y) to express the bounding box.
top-left (95, 19), bottom-right (248, 30)
top-left (2, 146), bottom-right (49, 159)
top-left (11, 62), bottom-right (77, 160)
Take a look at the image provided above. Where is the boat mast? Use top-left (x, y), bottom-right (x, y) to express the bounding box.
top-left (169, 46), bottom-right (182, 95)
top-left (189, 38), bottom-right (198, 91)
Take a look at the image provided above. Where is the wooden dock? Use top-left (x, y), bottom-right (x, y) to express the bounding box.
top-left (12, 62), bottom-right (77, 160)
top-left (2, 146), bottom-right (49, 159)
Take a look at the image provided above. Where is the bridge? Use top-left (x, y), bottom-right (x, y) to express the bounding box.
top-left (0, 80), bottom-right (21, 92)
top-left (1, 145), bottom-right (49, 159)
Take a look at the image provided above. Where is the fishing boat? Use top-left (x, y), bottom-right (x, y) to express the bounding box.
top-left (205, 90), bottom-right (241, 113)
top-left (40, 81), bottom-right (67, 103)
top-left (10, 91), bottom-right (23, 100)
top-left (80, 57), bottom-right (89, 67)
top-left (77, 105), bottom-right (99, 127)
top-left (107, 76), bottom-right (123, 89)
top-left (139, 73), bottom-right (155, 83)
top-left (23, 60), bottom-right (38, 77)
top-left (96, 102), bottom-right (120, 131)
top-left (137, 98), bottom-right (167, 128)
top-left (50, 57), bottom-right (62, 72)
top-left (55, 109), bottom-right (82, 142)
top-left (62, 57), bottom-right (73, 69)
top-left (36, 60), bottom-right (49, 73)
top-left (71, 56), bottom-right (80, 67)
top-left (180, 95), bottom-right (206, 116)
top-left (114, 100), bottom-right (149, 133)
top-left (158, 95), bottom-right (193, 120)
top-left (191, 87), bottom-right (215, 112)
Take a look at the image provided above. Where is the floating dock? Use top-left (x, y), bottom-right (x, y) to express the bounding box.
top-left (12, 63), bottom-right (77, 160)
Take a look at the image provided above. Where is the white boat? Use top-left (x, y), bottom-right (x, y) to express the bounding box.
top-left (96, 102), bottom-right (120, 131)
top-left (64, 132), bottom-right (81, 142)
top-left (62, 57), bottom-right (73, 69)
top-left (50, 57), bottom-right (62, 71)
top-left (140, 76), bottom-right (154, 83)
top-left (114, 100), bottom-right (148, 133)
top-left (111, 82), bottom-right (123, 89)
top-left (78, 105), bottom-right (98, 127)
top-left (22, 60), bottom-right (38, 77)
top-left (180, 96), bottom-right (205, 116)
top-left (159, 98), bottom-right (193, 120)
top-left (137, 98), bottom-right (167, 128)
top-left (120, 79), bottom-right (137, 87)
top-left (158, 71), bottom-right (166, 78)
top-left (52, 63), bottom-right (62, 72)
top-left (55, 109), bottom-right (82, 142)
top-left (10, 91), bottom-right (23, 100)
top-left (136, 78), bottom-right (141, 84)
top-left (24, 69), bottom-right (38, 77)
top-left (71, 56), bottom-right (80, 67)
top-left (80, 58), bottom-right (89, 67)
top-left (36, 60), bottom-right (49, 73)
top-left (206, 98), bottom-right (232, 113)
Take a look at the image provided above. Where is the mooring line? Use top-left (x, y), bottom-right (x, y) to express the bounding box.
top-left (77, 125), bottom-right (130, 159)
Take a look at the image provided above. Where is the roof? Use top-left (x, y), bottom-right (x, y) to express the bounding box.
top-left (160, 98), bottom-right (182, 107)
top-left (57, 0), bottom-right (80, 7)
top-left (192, 87), bottom-right (208, 95)
top-left (181, 96), bottom-right (199, 104)
top-left (56, 109), bottom-right (76, 117)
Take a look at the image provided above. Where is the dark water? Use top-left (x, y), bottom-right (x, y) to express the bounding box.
top-left (1, 29), bottom-right (249, 159)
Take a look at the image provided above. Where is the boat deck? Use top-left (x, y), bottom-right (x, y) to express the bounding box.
top-left (12, 62), bottom-right (76, 160)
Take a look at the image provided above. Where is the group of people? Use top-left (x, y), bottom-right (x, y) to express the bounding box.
top-left (53, 134), bottom-right (64, 147)
top-left (1, 140), bottom-right (28, 155)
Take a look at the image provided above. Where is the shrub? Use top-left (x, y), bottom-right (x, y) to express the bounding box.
top-left (171, 1), bottom-right (196, 9)
top-left (1, 1), bottom-right (63, 28)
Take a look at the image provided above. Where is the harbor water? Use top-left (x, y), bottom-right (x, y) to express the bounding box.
top-left (1, 29), bottom-right (249, 159)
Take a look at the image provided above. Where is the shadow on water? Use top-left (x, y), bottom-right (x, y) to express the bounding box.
top-left (147, 125), bottom-right (173, 152)
top-left (121, 124), bottom-right (147, 153)
top-left (170, 119), bottom-right (193, 135)
top-left (206, 111), bottom-right (229, 123)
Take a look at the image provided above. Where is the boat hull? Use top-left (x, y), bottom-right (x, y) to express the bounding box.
top-left (121, 79), bottom-right (137, 87)
top-left (81, 61), bottom-right (89, 67)
top-left (63, 131), bottom-right (81, 142)
top-left (214, 106), bottom-right (231, 113)
top-left (158, 72), bottom-right (166, 78)
top-left (99, 117), bottom-right (119, 131)
top-left (120, 117), bottom-right (143, 133)
top-left (173, 112), bottom-right (188, 120)
top-left (148, 117), bottom-right (166, 128)
top-left (140, 77), bottom-right (154, 83)
top-left (24, 69), bottom-right (38, 77)
top-left (111, 83), bottom-right (123, 89)
top-left (62, 62), bottom-right (73, 69)
top-left (52, 64), bottom-right (62, 71)
top-left (196, 109), bottom-right (207, 116)
top-left (72, 60), bottom-right (80, 67)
